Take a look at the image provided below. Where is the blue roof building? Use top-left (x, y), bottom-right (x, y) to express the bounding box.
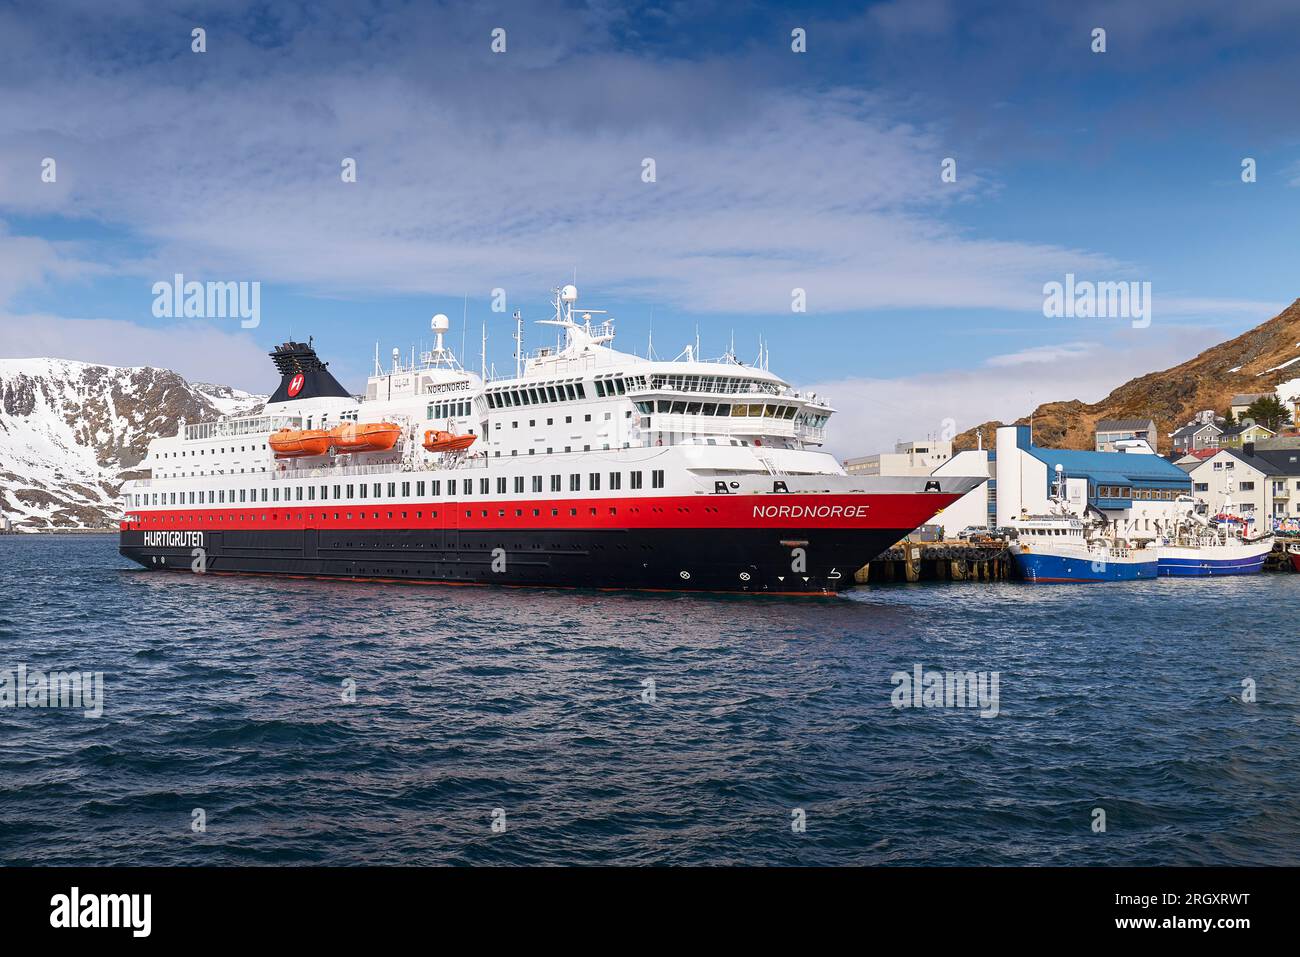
top-left (995, 426), bottom-right (1191, 538)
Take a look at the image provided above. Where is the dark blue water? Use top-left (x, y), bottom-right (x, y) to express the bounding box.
top-left (2, 534), bottom-right (1298, 865)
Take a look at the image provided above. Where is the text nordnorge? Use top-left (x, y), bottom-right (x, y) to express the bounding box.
top-left (752, 503), bottom-right (869, 519)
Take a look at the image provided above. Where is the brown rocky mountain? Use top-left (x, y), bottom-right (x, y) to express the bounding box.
top-left (954, 299), bottom-right (1300, 453)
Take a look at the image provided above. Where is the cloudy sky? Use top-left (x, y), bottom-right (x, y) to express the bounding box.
top-left (1, 0), bottom-right (1297, 455)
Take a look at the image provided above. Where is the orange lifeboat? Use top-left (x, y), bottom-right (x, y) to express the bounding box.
top-left (329, 421), bottom-right (401, 453)
top-left (269, 428), bottom-right (332, 458)
top-left (423, 430), bottom-right (477, 453)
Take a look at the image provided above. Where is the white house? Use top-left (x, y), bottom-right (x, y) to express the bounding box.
top-left (844, 439), bottom-right (953, 477)
top-left (1188, 444), bottom-right (1300, 533)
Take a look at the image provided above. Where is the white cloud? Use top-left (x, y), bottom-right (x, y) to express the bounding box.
top-left (0, 311), bottom-right (269, 391)
top-left (806, 325), bottom-right (1229, 459)
top-left (0, 5), bottom-right (1124, 317)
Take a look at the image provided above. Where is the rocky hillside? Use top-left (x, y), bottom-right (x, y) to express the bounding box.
top-left (0, 359), bottom-right (265, 530)
top-left (954, 299), bottom-right (1300, 452)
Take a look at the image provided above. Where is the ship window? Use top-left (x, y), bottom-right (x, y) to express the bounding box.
top-left (402, 482), bottom-right (411, 497)
top-left (575, 383), bottom-right (586, 399)
top-left (479, 477), bottom-right (489, 495)
top-left (630, 471), bottom-right (643, 490)
top-left (716, 404), bottom-right (731, 416)
top-left (595, 380), bottom-right (606, 397)
top-left (589, 473), bottom-right (600, 491)
top-left (463, 479), bottom-right (473, 495)
top-left (569, 474), bottom-right (581, 491)
top-left (701, 403), bottom-right (716, 416)
top-left (346, 484), bottom-right (355, 498)
top-left (446, 482), bottom-right (455, 498)
top-left (429, 480), bottom-right (438, 495)
top-left (686, 402), bottom-right (701, 415)
top-left (333, 485), bottom-right (341, 499)
top-left (671, 401), bottom-right (686, 414)
top-left (614, 378), bottom-right (626, 395)
top-left (551, 475), bottom-right (561, 492)
top-left (359, 484), bottom-right (367, 499)
top-left (547, 386), bottom-right (558, 402)
top-left (513, 477), bottom-right (524, 493)
top-left (416, 482), bottom-right (424, 496)
top-left (565, 385), bottom-right (576, 400)
top-left (610, 472), bottom-right (621, 490)
top-left (496, 477), bottom-right (507, 494)
top-left (652, 470), bottom-right (665, 489)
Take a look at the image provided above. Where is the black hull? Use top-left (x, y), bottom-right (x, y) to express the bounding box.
top-left (119, 526), bottom-right (909, 595)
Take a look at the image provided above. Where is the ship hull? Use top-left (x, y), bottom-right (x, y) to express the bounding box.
top-left (119, 524), bottom-right (915, 595)
top-left (1012, 550), bottom-right (1157, 583)
top-left (1155, 540), bottom-right (1273, 577)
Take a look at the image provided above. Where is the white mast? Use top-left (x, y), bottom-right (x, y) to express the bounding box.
top-left (513, 310), bottom-right (523, 378)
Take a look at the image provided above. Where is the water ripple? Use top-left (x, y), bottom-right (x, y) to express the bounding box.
top-left (1, 535), bottom-right (1298, 865)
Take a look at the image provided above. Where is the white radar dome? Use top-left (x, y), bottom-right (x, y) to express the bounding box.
top-left (431, 314), bottom-right (450, 333)
top-left (561, 284), bottom-right (578, 303)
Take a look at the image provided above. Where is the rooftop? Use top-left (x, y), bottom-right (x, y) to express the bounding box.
top-left (1221, 447), bottom-right (1300, 475)
top-left (1095, 418), bottom-right (1155, 431)
top-left (1009, 426), bottom-right (1190, 484)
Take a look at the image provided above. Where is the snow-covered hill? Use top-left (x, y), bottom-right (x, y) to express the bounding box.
top-left (0, 359), bottom-right (266, 530)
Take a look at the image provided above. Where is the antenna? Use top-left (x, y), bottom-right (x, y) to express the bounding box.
top-left (513, 309), bottom-right (523, 378)
top-left (647, 307), bottom-right (654, 360)
top-left (480, 321), bottom-right (487, 381)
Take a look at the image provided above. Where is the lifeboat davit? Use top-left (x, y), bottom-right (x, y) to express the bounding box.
top-left (329, 422), bottom-right (401, 453)
top-left (423, 430), bottom-right (477, 453)
top-left (269, 428), bottom-right (332, 458)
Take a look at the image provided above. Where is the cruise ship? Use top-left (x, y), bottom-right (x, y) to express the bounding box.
top-left (119, 285), bottom-right (981, 594)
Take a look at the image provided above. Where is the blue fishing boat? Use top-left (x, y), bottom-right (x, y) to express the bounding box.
top-left (1009, 513), bottom-right (1158, 583)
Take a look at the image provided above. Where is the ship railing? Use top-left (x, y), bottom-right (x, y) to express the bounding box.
top-left (647, 414), bottom-right (798, 437)
top-left (184, 415), bottom-right (300, 441)
top-left (271, 460), bottom-right (406, 481)
top-left (627, 381), bottom-right (784, 398)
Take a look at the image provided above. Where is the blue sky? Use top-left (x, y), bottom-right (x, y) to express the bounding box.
top-left (2, 0), bottom-right (1298, 454)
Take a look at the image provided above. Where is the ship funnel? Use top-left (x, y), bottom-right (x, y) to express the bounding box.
top-left (266, 340), bottom-right (353, 404)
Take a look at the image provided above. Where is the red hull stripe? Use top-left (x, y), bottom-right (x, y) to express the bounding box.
top-left (121, 492), bottom-right (961, 533)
